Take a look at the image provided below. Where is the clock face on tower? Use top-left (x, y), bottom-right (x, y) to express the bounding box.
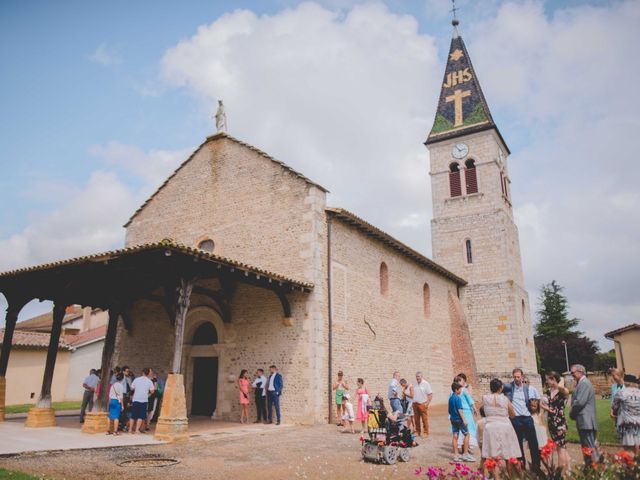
top-left (452, 142), bottom-right (468, 159)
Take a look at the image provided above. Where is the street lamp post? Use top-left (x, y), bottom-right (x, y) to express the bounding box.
top-left (561, 340), bottom-right (570, 373)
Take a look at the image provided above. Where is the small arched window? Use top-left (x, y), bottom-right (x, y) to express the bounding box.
top-left (197, 239), bottom-right (215, 253)
top-left (500, 171), bottom-right (505, 196)
top-left (423, 283), bottom-right (431, 318)
top-left (192, 322), bottom-right (218, 345)
top-left (521, 299), bottom-right (526, 322)
top-left (379, 262), bottom-right (389, 296)
top-left (449, 162), bottom-right (462, 197)
top-left (464, 159), bottom-right (478, 194)
top-left (465, 239), bottom-right (473, 264)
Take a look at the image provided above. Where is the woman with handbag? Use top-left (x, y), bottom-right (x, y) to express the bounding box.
top-left (238, 369), bottom-right (251, 424)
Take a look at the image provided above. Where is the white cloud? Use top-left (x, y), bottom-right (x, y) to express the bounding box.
top-left (88, 42), bottom-right (122, 67)
top-left (161, 1), bottom-right (440, 246)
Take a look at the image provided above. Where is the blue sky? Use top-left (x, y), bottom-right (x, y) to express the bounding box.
top-left (1, 0), bottom-right (638, 352)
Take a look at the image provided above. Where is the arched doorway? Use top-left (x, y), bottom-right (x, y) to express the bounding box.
top-left (190, 322), bottom-right (219, 416)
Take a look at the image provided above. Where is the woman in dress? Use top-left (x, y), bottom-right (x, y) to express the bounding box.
top-left (399, 378), bottom-right (414, 431)
top-left (332, 371), bottom-right (349, 426)
top-left (237, 369), bottom-right (250, 424)
top-left (612, 377), bottom-right (640, 454)
top-left (455, 374), bottom-right (478, 452)
top-left (355, 378), bottom-right (370, 433)
top-left (480, 378), bottom-right (521, 479)
top-left (541, 371), bottom-right (570, 474)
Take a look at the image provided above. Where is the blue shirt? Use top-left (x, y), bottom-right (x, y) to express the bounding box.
top-left (512, 383), bottom-right (540, 417)
top-left (388, 378), bottom-right (399, 400)
top-left (448, 392), bottom-right (463, 421)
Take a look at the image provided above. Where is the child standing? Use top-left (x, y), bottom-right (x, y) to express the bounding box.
top-left (341, 393), bottom-right (356, 433)
top-left (449, 382), bottom-right (475, 462)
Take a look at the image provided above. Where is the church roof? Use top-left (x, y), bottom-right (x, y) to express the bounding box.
top-left (124, 132), bottom-right (329, 227)
top-left (326, 207), bottom-right (467, 286)
top-left (425, 23), bottom-right (510, 153)
top-left (0, 329), bottom-right (73, 351)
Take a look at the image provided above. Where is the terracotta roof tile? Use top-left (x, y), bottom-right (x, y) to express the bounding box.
top-left (0, 329), bottom-right (73, 350)
top-left (16, 306), bottom-right (85, 332)
top-left (604, 323), bottom-right (640, 339)
top-left (64, 325), bottom-right (107, 347)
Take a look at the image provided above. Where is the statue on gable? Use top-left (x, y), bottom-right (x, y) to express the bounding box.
top-left (215, 100), bottom-right (227, 133)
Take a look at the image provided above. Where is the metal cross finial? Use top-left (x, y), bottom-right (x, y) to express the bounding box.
top-left (451, 0), bottom-right (460, 26)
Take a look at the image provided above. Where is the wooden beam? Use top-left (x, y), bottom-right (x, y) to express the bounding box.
top-left (171, 278), bottom-right (194, 373)
top-left (36, 302), bottom-right (66, 408)
top-left (0, 294), bottom-right (29, 377)
top-left (92, 306), bottom-right (120, 412)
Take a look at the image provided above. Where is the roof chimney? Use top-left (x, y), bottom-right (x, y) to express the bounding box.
top-left (82, 307), bottom-right (92, 332)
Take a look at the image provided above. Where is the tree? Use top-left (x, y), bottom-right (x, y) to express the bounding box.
top-left (535, 281), bottom-right (580, 339)
top-left (534, 280), bottom-right (599, 374)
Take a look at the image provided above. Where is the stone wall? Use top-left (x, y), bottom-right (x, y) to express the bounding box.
top-left (328, 218), bottom-right (461, 407)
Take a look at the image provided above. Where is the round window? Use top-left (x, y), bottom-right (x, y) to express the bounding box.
top-left (197, 239), bottom-right (214, 253)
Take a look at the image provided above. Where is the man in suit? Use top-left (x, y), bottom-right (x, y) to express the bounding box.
top-left (570, 364), bottom-right (601, 464)
top-left (502, 368), bottom-right (541, 474)
top-left (266, 365), bottom-right (284, 425)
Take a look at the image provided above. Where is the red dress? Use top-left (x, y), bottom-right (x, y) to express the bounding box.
top-left (239, 378), bottom-right (250, 405)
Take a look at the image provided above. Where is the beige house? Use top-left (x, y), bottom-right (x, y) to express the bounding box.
top-left (0, 21), bottom-right (538, 434)
top-left (605, 324), bottom-right (640, 377)
top-left (0, 330), bottom-right (72, 406)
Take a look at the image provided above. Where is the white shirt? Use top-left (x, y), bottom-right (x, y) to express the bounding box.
top-left (412, 379), bottom-right (433, 404)
top-left (109, 381), bottom-right (124, 401)
top-left (83, 373), bottom-right (99, 391)
top-left (131, 376), bottom-right (154, 403)
top-left (252, 375), bottom-right (268, 397)
top-left (268, 373), bottom-right (276, 391)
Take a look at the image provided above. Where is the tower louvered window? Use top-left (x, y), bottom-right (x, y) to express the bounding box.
top-left (465, 159), bottom-right (478, 194)
top-left (449, 163), bottom-right (461, 197)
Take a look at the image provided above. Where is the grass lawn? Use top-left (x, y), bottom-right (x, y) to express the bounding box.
top-left (5, 401), bottom-right (82, 415)
top-left (565, 398), bottom-right (619, 445)
top-left (0, 469), bottom-right (46, 480)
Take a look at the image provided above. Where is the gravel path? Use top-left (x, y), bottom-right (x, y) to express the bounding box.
top-left (1, 409), bottom-right (609, 479)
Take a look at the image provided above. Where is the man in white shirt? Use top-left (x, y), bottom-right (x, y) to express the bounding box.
top-left (80, 369), bottom-right (100, 423)
top-left (128, 367), bottom-right (155, 434)
top-left (412, 371), bottom-right (433, 437)
top-left (252, 368), bottom-right (268, 423)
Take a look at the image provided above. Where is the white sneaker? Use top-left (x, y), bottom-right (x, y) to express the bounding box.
top-left (462, 453), bottom-right (476, 462)
top-left (453, 455), bottom-right (463, 462)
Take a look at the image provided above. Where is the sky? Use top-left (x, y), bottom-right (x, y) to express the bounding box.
top-left (1, 0), bottom-right (638, 352)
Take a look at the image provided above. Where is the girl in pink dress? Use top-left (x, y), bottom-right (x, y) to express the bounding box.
top-left (355, 378), bottom-right (370, 433)
top-left (238, 369), bottom-right (250, 424)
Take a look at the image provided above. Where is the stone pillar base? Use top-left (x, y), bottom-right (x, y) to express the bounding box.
top-left (154, 373), bottom-right (189, 442)
top-left (25, 407), bottom-right (56, 428)
top-left (0, 376), bottom-right (5, 422)
top-left (81, 411), bottom-right (109, 434)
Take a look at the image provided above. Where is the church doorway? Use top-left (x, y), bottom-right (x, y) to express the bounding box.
top-left (189, 321), bottom-right (219, 416)
top-left (191, 357), bottom-right (218, 416)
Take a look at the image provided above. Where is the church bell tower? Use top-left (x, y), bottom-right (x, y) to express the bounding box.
top-left (425, 19), bottom-right (538, 378)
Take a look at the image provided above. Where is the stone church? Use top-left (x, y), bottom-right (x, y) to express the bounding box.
top-left (0, 20), bottom-right (536, 431)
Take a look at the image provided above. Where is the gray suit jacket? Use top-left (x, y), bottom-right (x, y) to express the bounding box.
top-left (570, 376), bottom-right (598, 431)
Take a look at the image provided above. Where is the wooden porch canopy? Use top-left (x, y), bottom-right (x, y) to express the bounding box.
top-left (0, 241), bottom-right (313, 420)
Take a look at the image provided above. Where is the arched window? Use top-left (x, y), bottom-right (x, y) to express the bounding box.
top-left (500, 171), bottom-right (505, 196)
top-left (465, 239), bottom-right (473, 264)
top-left (379, 262), bottom-right (389, 296)
top-left (423, 283), bottom-right (431, 318)
top-left (197, 239), bottom-right (215, 253)
top-left (192, 322), bottom-right (218, 345)
top-left (521, 299), bottom-right (526, 322)
top-left (449, 162), bottom-right (462, 197)
top-left (464, 159), bottom-right (478, 194)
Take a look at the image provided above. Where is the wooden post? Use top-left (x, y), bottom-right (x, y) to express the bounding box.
top-left (82, 306), bottom-right (119, 433)
top-left (156, 278), bottom-right (193, 442)
top-left (0, 295), bottom-right (28, 422)
top-left (172, 278), bottom-right (194, 373)
top-left (25, 302), bottom-right (66, 427)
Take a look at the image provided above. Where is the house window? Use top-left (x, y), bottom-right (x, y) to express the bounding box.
top-left (465, 239), bottom-right (473, 264)
top-left (197, 239), bottom-right (215, 253)
top-left (380, 262), bottom-right (389, 296)
top-left (449, 163), bottom-right (462, 197)
top-left (464, 159), bottom-right (478, 194)
top-left (423, 283), bottom-right (431, 318)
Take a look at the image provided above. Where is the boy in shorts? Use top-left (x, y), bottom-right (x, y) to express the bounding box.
top-left (449, 382), bottom-right (474, 462)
